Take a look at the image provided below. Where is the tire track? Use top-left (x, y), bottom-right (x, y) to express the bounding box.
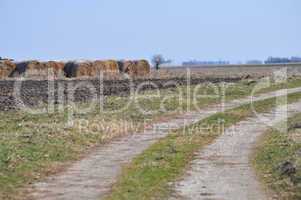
top-left (170, 101), bottom-right (301, 200)
top-left (28, 87), bottom-right (301, 200)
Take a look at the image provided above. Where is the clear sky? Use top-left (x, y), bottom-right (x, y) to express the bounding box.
top-left (0, 0), bottom-right (300, 63)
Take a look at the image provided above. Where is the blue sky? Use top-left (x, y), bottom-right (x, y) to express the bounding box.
top-left (0, 0), bottom-right (300, 63)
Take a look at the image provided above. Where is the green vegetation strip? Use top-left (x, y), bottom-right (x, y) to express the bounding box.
top-left (105, 92), bottom-right (301, 200)
top-left (253, 114), bottom-right (301, 200)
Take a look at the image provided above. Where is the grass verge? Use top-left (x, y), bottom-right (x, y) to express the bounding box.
top-left (105, 92), bottom-right (301, 200)
top-left (252, 114), bottom-right (301, 200)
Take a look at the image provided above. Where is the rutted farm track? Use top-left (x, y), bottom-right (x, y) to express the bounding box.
top-left (0, 77), bottom-right (241, 111)
top-left (26, 87), bottom-right (301, 200)
top-left (170, 103), bottom-right (300, 200)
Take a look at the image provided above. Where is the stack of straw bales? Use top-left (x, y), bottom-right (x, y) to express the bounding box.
top-left (11, 60), bottom-right (65, 78)
top-left (0, 59), bottom-right (150, 79)
top-left (43, 61), bottom-right (65, 78)
top-left (64, 60), bottom-right (119, 78)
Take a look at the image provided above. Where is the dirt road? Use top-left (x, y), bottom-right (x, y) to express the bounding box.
top-left (28, 87), bottom-right (301, 200)
top-left (170, 102), bottom-right (301, 200)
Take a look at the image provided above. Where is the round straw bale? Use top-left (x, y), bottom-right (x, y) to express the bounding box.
top-left (43, 61), bottom-right (65, 78)
top-left (64, 61), bottom-right (94, 77)
top-left (103, 60), bottom-right (119, 73)
top-left (0, 60), bottom-right (16, 78)
top-left (64, 62), bottom-right (77, 78)
top-left (136, 60), bottom-right (150, 76)
top-left (122, 60), bottom-right (150, 76)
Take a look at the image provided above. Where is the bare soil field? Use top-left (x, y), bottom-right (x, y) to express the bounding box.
top-left (152, 63), bottom-right (301, 79)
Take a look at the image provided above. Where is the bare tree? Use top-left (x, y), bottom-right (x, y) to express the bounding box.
top-left (151, 54), bottom-right (171, 70)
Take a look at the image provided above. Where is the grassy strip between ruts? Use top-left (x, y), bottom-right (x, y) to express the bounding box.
top-left (252, 114), bottom-right (301, 200)
top-left (105, 92), bottom-right (301, 200)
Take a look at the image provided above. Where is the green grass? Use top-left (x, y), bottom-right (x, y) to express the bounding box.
top-left (253, 114), bottom-right (301, 200)
top-left (258, 77), bottom-right (301, 94)
top-left (1, 78), bottom-right (301, 199)
top-left (105, 92), bottom-right (301, 200)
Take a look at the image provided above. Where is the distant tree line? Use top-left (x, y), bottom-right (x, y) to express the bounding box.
top-left (246, 60), bottom-right (263, 64)
top-left (182, 56), bottom-right (301, 66)
top-left (182, 60), bottom-right (230, 66)
top-left (264, 56), bottom-right (301, 64)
